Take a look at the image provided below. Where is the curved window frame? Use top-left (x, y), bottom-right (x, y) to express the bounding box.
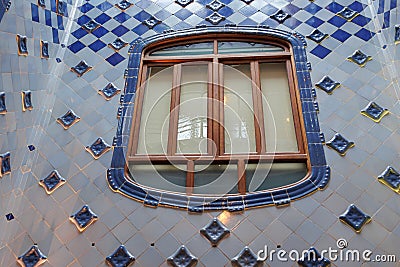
top-left (108, 26), bottom-right (330, 211)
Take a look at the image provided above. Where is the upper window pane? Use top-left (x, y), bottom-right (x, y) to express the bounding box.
top-left (218, 42), bottom-right (284, 54)
top-left (177, 64), bottom-right (209, 154)
top-left (149, 42), bottom-right (214, 56)
top-left (137, 66), bottom-right (172, 154)
top-left (260, 62), bottom-right (298, 152)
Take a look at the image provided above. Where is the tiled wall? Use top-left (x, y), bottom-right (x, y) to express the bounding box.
top-left (0, 0), bottom-right (399, 266)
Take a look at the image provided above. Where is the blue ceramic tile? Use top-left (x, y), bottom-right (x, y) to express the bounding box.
top-left (305, 16), bottom-right (324, 28)
top-left (97, 1), bottom-right (113, 12)
top-left (298, 247), bottom-right (330, 267)
top-left (71, 28), bottom-right (88, 39)
top-left (167, 246), bottom-right (197, 267)
top-left (352, 15), bottom-right (371, 27)
top-left (231, 247), bottom-right (262, 267)
top-left (176, 0), bottom-right (194, 7)
top-left (133, 10), bottom-right (152, 21)
top-left (68, 41), bottom-right (85, 53)
top-left (92, 26), bottom-right (109, 38)
top-left (207, 0), bottom-right (224, 12)
top-left (132, 24), bottom-right (148, 35)
top-left (348, 1), bottom-right (366, 13)
top-left (175, 8), bottom-right (193, 20)
top-left (260, 4), bottom-right (278, 16)
top-left (284, 17), bottom-right (301, 30)
top-left (88, 40), bottom-right (106, 52)
top-left (52, 28), bottom-right (59, 43)
top-left (194, 7), bottom-right (213, 18)
top-left (327, 15), bottom-right (346, 27)
top-left (38, 0), bottom-right (45, 8)
top-left (154, 9), bottom-right (172, 21)
top-left (355, 28), bottom-right (374, 41)
top-left (337, 7), bottom-right (359, 21)
top-left (77, 15), bottom-right (91, 26)
top-left (377, 0), bottom-right (384, 14)
top-left (331, 29), bottom-right (351, 42)
top-left (390, 0), bottom-right (397, 9)
top-left (382, 11), bottom-right (390, 29)
top-left (115, 0), bottom-right (132, 10)
top-left (219, 6), bottom-right (233, 17)
top-left (31, 4), bottom-right (39, 22)
top-left (57, 15), bottom-right (64, 30)
top-left (325, 2), bottom-right (344, 13)
top-left (50, 0), bottom-right (56, 12)
top-left (17, 246), bottom-right (47, 267)
top-left (307, 29), bottom-right (328, 43)
top-left (271, 10), bottom-right (291, 23)
top-left (310, 45), bottom-right (331, 59)
top-left (106, 53), bottom-right (125, 66)
top-left (79, 3), bottom-right (94, 13)
top-left (304, 2), bottom-right (322, 15)
top-left (284, 3), bottom-right (300, 14)
top-left (70, 205), bottom-right (98, 232)
top-left (95, 13), bottom-right (111, 24)
top-left (5, 213), bottom-right (14, 221)
top-left (200, 217), bottom-right (230, 246)
top-left (339, 204), bottom-right (371, 233)
top-left (45, 9), bottom-right (52, 26)
top-left (206, 12), bottom-right (225, 25)
top-left (106, 246), bottom-right (135, 267)
top-left (238, 4), bottom-right (258, 17)
top-left (114, 12), bottom-right (131, 23)
top-left (395, 25), bottom-right (400, 44)
top-left (0, 92), bottom-right (6, 114)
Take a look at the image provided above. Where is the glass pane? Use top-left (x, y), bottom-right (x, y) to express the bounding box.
top-left (150, 42), bottom-right (214, 56)
top-left (218, 42), bottom-right (284, 54)
top-left (260, 62), bottom-right (298, 152)
top-left (177, 64), bottom-right (208, 154)
top-left (223, 64), bottom-right (256, 154)
top-left (246, 163), bottom-right (307, 191)
top-left (193, 164), bottom-right (238, 194)
top-left (128, 164), bottom-right (187, 193)
top-left (137, 66), bottom-right (172, 154)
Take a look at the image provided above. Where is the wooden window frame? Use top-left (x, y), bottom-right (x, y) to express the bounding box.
top-left (127, 37), bottom-right (310, 195)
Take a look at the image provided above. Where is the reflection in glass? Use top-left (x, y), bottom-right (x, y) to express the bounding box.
top-left (260, 62), bottom-right (298, 152)
top-left (137, 66), bottom-right (172, 154)
top-left (193, 164), bottom-right (238, 194)
top-left (177, 64), bottom-right (208, 154)
top-left (218, 42), bottom-right (284, 54)
top-left (223, 64), bottom-right (256, 154)
top-left (150, 42), bottom-right (213, 56)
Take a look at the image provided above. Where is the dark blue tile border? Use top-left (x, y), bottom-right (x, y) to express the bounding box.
top-left (108, 26), bottom-right (330, 211)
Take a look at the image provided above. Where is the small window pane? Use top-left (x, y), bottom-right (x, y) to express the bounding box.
top-left (150, 42), bottom-right (214, 56)
top-left (177, 64), bottom-right (208, 154)
top-left (128, 164), bottom-right (187, 193)
top-left (223, 64), bottom-right (256, 154)
top-left (260, 62), bottom-right (298, 152)
top-left (193, 164), bottom-right (238, 194)
top-left (218, 42), bottom-right (284, 54)
top-left (246, 163), bottom-right (307, 191)
top-left (137, 66), bottom-right (172, 154)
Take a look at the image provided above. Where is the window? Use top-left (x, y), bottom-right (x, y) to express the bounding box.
top-left (108, 27), bottom-right (329, 210)
top-left (127, 37), bottom-right (308, 195)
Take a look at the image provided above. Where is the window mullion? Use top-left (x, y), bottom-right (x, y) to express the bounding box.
top-left (167, 64), bottom-right (181, 155)
top-left (250, 61), bottom-right (266, 154)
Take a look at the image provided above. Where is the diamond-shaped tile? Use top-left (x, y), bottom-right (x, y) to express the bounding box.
top-left (0, 152), bottom-right (11, 177)
top-left (88, 40), bottom-right (106, 52)
top-left (206, 12), bottom-right (225, 25)
top-left (207, 0), bottom-right (224, 12)
top-left (200, 217), bottom-right (230, 246)
top-left (70, 205), bottom-right (98, 232)
top-left (395, 25), bottom-right (400, 44)
top-left (106, 53), bottom-right (125, 66)
top-left (17, 35), bottom-right (28, 56)
top-left (337, 7), bottom-right (358, 21)
top-left (0, 92), bottom-right (6, 114)
top-left (39, 170), bottom-right (66, 194)
top-left (143, 16), bottom-right (161, 29)
top-left (347, 50), bottom-right (372, 67)
top-left (175, 0), bottom-right (193, 7)
top-left (57, 0), bottom-right (67, 16)
top-left (326, 133), bottom-right (354, 156)
top-left (298, 247), bottom-right (331, 267)
top-left (41, 40), bottom-right (49, 58)
top-left (98, 83), bottom-right (121, 100)
top-left (108, 38), bottom-right (128, 52)
top-left (378, 166), bottom-right (400, 194)
top-left (167, 246), bottom-right (197, 267)
top-left (17, 245), bottom-right (47, 267)
top-left (79, 3), bottom-right (94, 13)
top-left (310, 45), bottom-right (331, 59)
top-left (241, 0), bottom-right (254, 4)
top-left (21, 91), bottom-right (33, 111)
top-left (307, 29), bottom-right (328, 43)
top-left (38, 0), bottom-right (45, 8)
top-left (360, 101), bottom-right (389, 123)
top-left (271, 10), bottom-right (290, 23)
top-left (231, 247), bottom-right (262, 267)
top-left (115, 0), bottom-right (132, 10)
top-left (315, 76), bottom-right (340, 94)
top-left (82, 20), bottom-right (100, 33)
top-left (106, 245), bottom-right (135, 267)
top-left (56, 110), bottom-right (80, 129)
top-left (339, 204), bottom-right (371, 233)
top-left (71, 60), bottom-right (92, 77)
top-left (5, 212), bottom-right (14, 221)
top-left (85, 137), bottom-right (112, 159)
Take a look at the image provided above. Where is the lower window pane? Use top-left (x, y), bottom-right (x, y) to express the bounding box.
top-left (128, 164), bottom-right (187, 193)
top-left (223, 64), bottom-right (256, 154)
top-left (193, 164), bottom-right (238, 194)
top-left (246, 163), bottom-right (307, 191)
